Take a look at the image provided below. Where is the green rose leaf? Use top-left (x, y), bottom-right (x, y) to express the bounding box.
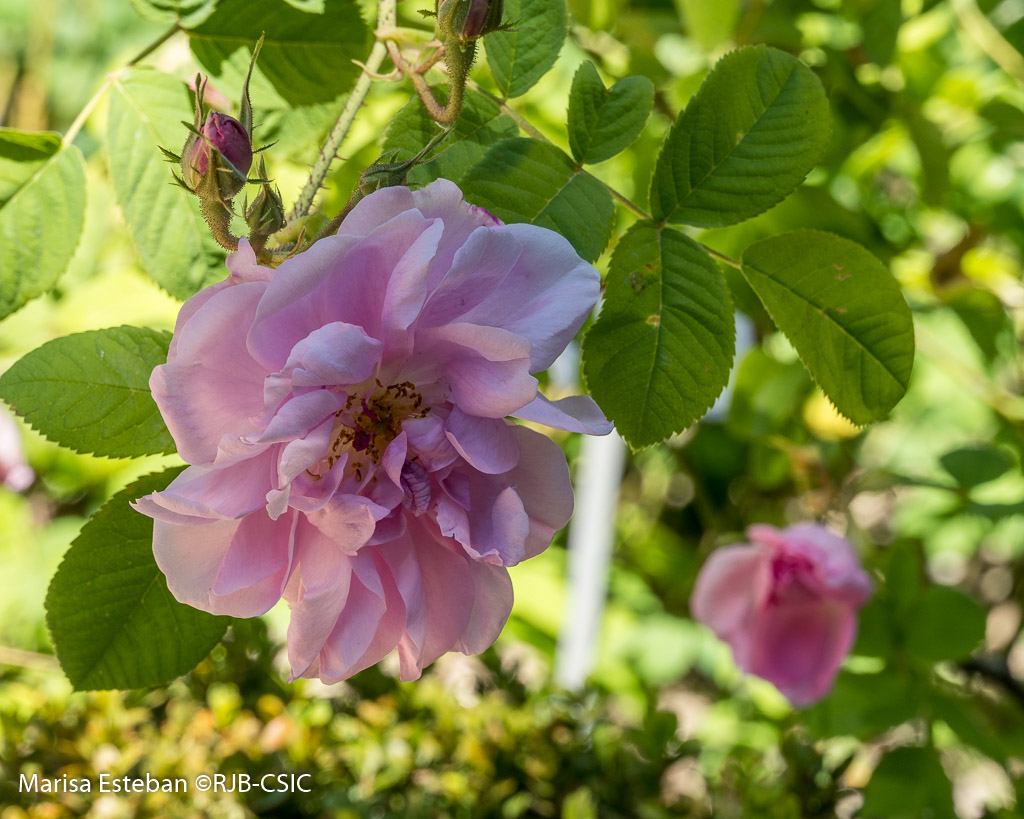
top-left (46, 468), bottom-right (230, 691)
top-left (462, 137), bottom-right (614, 262)
top-left (0, 129), bottom-right (86, 320)
top-left (567, 61), bottom-right (654, 165)
top-left (188, 0), bottom-right (370, 107)
top-left (939, 445), bottom-right (1013, 489)
top-left (128, 0), bottom-right (217, 28)
top-left (485, 0), bottom-right (568, 99)
top-left (108, 69), bottom-right (226, 300)
top-left (861, 746), bottom-right (955, 819)
top-left (650, 44), bottom-right (830, 228)
top-left (741, 230), bottom-right (914, 425)
top-left (0, 326), bottom-right (175, 458)
top-left (906, 586), bottom-right (986, 663)
top-left (382, 87), bottom-right (518, 186)
top-left (583, 222), bottom-right (735, 448)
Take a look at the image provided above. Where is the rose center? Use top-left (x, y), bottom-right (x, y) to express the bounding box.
top-left (324, 380), bottom-right (429, 479)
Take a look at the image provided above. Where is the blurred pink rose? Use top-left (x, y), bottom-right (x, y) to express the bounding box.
top-left (691, 522), bottom-right (872, 706)
top-left (0, 408), bottom-right (33, 491)
top-left (134, 180), bottom-right (611, 683)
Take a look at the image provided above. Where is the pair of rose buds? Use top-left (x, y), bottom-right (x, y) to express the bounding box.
top-left (133, 179), bottom-right (872, 706)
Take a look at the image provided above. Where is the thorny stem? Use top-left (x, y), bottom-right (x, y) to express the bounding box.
top-left (466, 80), bottom-right (744, 270)
top-left (201, 196), bottom-right (240, 252)
top-left (62, 24), bottom-right (179, 147)
top-left (288, 0), bottom-right (396, 223)
top-left (389, 38), bottom-right (472, 126)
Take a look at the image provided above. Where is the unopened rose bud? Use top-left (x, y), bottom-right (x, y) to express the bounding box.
top-left (181, 112), bottom-right (253, 199)
top-left (246, 159), bottom-right (285, 245)
top-left (437, 0), bottom-right (504, 41)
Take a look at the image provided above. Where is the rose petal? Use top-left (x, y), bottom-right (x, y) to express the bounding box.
top-left (444, 408), bottom-right (520, 475)
top-left (417, 323), bottom-right (536, 418)
top-left (417, 227), bottom-right (522, 328)
top-left (747, 599), bottom-right (857, 706)
top-left (513, 392), bottom-right (613, 435)
top-left (135, 452), bottom-right (276, 524)
top-left (456, 561), bottom-right (514, 655)
top-left (690, 544), bottom-right (770, 665)
top-left (382, 518), bottom-right (475, 681)
top-left (152, 281), bottom-right (269, 465)
top-left (254, 390), bottom-right (344, 445)
top-left (504, 425), bottom-right (575, 559)
top-left (453, 223), bottom-right (600, 371)
top-left (284, 322), bottom-right (383, 387)
top-left (285, 524), bottom-right (354, 678)
top-left (209, 509), bottom-right (299, 615)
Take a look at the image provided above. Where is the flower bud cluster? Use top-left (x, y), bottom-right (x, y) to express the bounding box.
top-left (160, 38), bottom-right (282, 253)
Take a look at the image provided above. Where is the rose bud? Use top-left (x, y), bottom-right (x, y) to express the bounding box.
top-left (438, 0), bottom-right (504, 41)
top-left (245, 159), bottom-right (285, 245)
top-left (691, 522), bottom-right (873, 707)
top-left (181, 112), bottom-right (253, 200)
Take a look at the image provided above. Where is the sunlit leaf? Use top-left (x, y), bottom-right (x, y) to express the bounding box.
top-left (0, 326), bottom-right (174, 458)
top-left (107, 69), bottom-right (226, 300)
top-left (651, 45), bottom-right (830, 228)
top-left (0, 129), bottom-right (86, 320)
top-left (485, 0), bottom-right (567, 99)
top-left (188, 0), bottom-right (370, 107)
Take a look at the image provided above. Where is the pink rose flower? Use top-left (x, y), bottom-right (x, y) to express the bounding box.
top-left (134, 180), bottom-right (612, 683)
top-left (691, 523), bottom-right (873, 706)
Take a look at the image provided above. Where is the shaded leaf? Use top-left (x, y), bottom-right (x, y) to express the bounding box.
top-left (567, 61), bottom-right (654, 165)
top-left (940, 445), bottom-right (1012, 488)
top-left (804, 668), bottom-right (919, 739)
top-left (650, 45), bottom-right (830, 228)
top-left (906, 586), bottom-right (986, 663)
top-left (861, 0), bottom-right (902, 66)
top-left (726, 348), bottom-right (811, 440)
top-left (128, 0), bottom-right (216, 27)
top-left (861, 746), bottom-right (955, 819)
top-left (462, 137), bottom-right (614, 262)
top-left (947, 287), bottom-right (1012, 365)
top-left (382, 87), bottom-right (518, 186)
top-left (46, 468), bottom-right (229, 690)
top-left (583, 222), bottom-right (735, 448)
top-left (741, 230), bottom-right (914, 425)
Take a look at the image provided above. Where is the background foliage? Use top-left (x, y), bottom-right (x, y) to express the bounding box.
top-left (2, 0), bottom-right (1024, 816)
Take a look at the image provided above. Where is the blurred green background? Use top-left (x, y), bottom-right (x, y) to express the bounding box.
top-left (3, 0), bottom-right (1024, 816)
